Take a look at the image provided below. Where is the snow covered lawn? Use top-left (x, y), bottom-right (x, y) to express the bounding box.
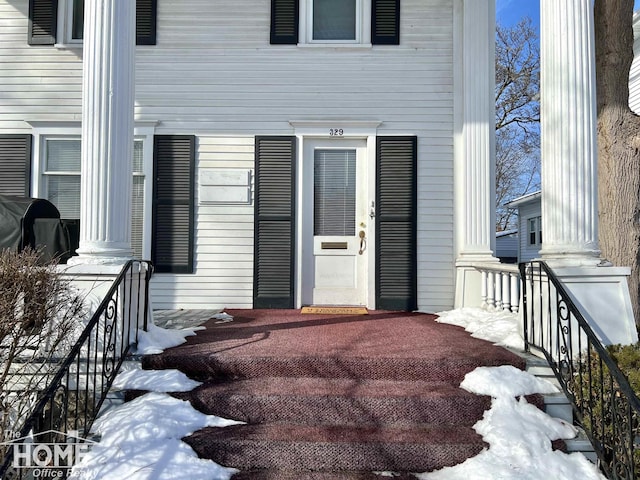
top-left (67, 308), bottom-right (606, 479)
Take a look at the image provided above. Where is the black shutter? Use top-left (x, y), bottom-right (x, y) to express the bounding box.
top-left (270, 0), bottom-right (299, 45)
top-left (152, 135), bottom-right (195, 273)
top-left (136, 0), bottom-right (157, 45)
top-left (0, 135), bottom-right (32, 197)
top-left (254, 136), bottom-right (296, 308)
top-left (28, 0), bottom-right (58, 45)
top-left (376, 136), bottom-right (417, 310)
top-left (372, 0), bottom-right (400, 45)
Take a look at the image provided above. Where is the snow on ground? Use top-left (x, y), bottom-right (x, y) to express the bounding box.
top-left (112, 365), bottom-right (202, 393)
top-left (134, 322), bottom-right (202, 355)
top-left (70, 307), bottom-right (606, 479)
top-left (416, 308), bottom-right (607, 480)
top-left (69, 318), bottom-right (242, 480)
top-left (69, 393), bottom-right (242, 480)
top-left (434, 307), bottom-right (524, 350)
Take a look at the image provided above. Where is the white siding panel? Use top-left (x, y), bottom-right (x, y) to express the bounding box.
top-left (518, 201), bottom-right (542, 263)
top-left (630, 12), bottom-right (640, 114)
top-left (1, 0), bottom-right (456, 311)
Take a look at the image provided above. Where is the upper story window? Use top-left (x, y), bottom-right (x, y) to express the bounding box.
top-left (270, 0), bottom-right (399, 46)
top-left (28, 0), bottom-right (157, 47)
top-left (311, 0), bottom-right (359, 43)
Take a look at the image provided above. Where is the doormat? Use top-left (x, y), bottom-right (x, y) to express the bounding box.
top-left (301, 306), bottom-right (368, 315)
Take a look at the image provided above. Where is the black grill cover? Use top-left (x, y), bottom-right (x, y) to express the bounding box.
top-left (0, 195), bottom-right (80, 263)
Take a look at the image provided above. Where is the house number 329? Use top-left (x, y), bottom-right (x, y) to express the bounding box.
top-left (329, 128), bottom-right (344, 137)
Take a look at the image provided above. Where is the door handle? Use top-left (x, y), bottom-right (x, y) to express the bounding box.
top-left (358, 230), bottom-right (366, 255)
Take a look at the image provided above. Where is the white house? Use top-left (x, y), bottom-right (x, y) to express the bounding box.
top-left (504, 191), bottom-right (542, 263)
top-left (0, 0), bottom-right (498, 312)
top-left (0, 0), bottom-right (636, 346)
top-left (494, 229), bottom-right (518, 263)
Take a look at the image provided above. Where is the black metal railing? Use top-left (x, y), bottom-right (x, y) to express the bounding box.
top-left (520, 260), bottom-right (640, 479)
top-left (0, 259), bottom-right (153, 479)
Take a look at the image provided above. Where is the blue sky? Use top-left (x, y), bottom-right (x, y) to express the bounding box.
top-left (496, 0), bottom-right (540, 27)
top-left (496, 0), bottom-right (640, 27)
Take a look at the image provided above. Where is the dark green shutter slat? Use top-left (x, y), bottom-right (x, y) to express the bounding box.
top-left (376, 136), bottom-right (416, 310)
top-left (270, 0), bottom-right (299, 45)
top-left (254, 136), bottom-right (296, 308)
top-left (372, 0), bottom-right (400, 45)
top-left (28, 0), bottom-right (58, 45)
top-left (136, 0), bottom-right (157, 45)
top-left (152, 135), bottom-right (195, 273)
top-left (0, 135), bottom-right (32, 197)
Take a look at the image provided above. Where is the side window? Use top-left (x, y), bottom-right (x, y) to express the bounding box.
top-left (40, 137), bottom-right (147, 258)
top-left (43, 138), bottom-right (81, 219)
top-left (527, 216), bottom-right (542, 246)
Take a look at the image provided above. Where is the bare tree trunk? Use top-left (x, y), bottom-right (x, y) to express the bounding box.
top-left (595, 0), bottom-right (640, 325)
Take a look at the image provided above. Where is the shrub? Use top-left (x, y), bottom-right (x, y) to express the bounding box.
top-left (0, 248), bottom-right (85, 461)
top-left (571, 344), bottom-right (640, 478)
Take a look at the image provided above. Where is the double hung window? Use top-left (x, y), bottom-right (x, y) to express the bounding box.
top-left (41, 137), bottom-right (147, 258)
top-left (528, 216), bottom-right (542, 246)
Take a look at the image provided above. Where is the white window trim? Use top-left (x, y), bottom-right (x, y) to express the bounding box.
top-left (55, 0), bottom-right (83, 49)
top-left (299, 0), bottom-right (372, 47)
top-left (25, 120), bottom-right (157, 259)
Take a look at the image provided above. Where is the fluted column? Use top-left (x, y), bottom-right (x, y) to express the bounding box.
top-left (70, 0), bottom-right (136, 265)
top-left (455, 0), bottom-right (497, 263)
top-left (454, 0), bottom-right (497, 308)
top-left (540, 0), bottom-right (600, 264)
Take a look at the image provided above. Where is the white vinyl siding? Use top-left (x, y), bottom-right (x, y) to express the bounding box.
top-left (630, 12), bottom-right (640, 114)
top-left (0, 0), bottom-right (455, 311)
top-left (518, 201), bottom-right (543, 263)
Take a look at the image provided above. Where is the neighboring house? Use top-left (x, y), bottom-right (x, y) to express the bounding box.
top-left (0, 0), bottom-right (496, 312)
top-left (495, 229), bottom-right (518, 264)
top-left (505, 191), bottom-right (542, 263)
top-left (629, 10), bottom-right (640, 113)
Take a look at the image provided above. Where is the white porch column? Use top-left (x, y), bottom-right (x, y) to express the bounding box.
top-left (536, 0), bottom-right (637, 345)
top-left (70, 0), bottom-right (136, 265)
top-left (454, 0), bottom-right (497, 308)
top-left (540, 0), bottom-right (600, 263)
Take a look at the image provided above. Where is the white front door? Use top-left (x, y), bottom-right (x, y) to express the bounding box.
top-left (303, 139), bottom-right (368, 306)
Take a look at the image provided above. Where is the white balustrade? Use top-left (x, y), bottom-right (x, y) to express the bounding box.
top-left (474, 264), bottom-right (520, 313)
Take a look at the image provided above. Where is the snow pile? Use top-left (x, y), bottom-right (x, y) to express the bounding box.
top-left (435, 307), bottom-right (524, 349)
top-left (212, 312), bottom-right (234, 324)
top-left (134, 322), bottom-right (202, 354)
top-left (113, 365), bottom-right (202, 392)
top-left (69, 393), bottom-right (242, 480)
top-left (460, 365), bottom-right (559, 398)
top-left (69, 318), bottom-right (241, 480)
top-left (416, 348), bottom-right (606, 479)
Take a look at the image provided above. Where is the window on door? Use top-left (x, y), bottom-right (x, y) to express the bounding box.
top-left (313, 149), bottom-right (356, 236)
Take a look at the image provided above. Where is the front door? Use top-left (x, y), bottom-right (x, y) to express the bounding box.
top-left (304, 140), bottom-right (368, 306)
